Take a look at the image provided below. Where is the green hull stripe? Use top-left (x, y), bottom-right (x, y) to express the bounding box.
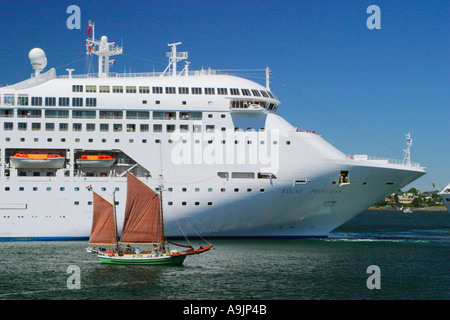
top-left (98, 255), bottom-right (186, 265)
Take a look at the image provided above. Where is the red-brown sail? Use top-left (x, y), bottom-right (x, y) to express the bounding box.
top-left (120, 173), bottom-right (163, 244)
top-left (88, 192), bottom-right (117, 245)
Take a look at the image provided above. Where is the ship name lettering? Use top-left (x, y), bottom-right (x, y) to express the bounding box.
top-left (310, 189), bottom-right (342, 194)
top-left (281, 188), bottom-right (302, 194)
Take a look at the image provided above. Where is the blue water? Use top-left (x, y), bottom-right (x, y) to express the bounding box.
top-left (0, 210), bottom-right (448, 300)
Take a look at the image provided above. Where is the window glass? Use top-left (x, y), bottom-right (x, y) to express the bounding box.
top-left (17, 95), bottom-right (28, 106)
top-left (153, 112), bottom-right (176, 120)
top-left (126, 86), bottom-right (136, 93)
top-left (99, 86), bottom-right (110, 93)
top-left (205, 88), bottom-right (215, 95)
top-left (72, 85), bottom-right (83, 92)
top-left (86, 85), bottom-right (96, 93)
top-left (31, 97), bottom-right (42, 106)
top-left (59, 97), bottom-right (70, 106)
top-left (86, 98), bottom-right (97, 107)
top-left (178, 87), bottom-right (189, 94)
top-left (46, 110), bottom-right (69, 118)
top-left (112, 86), bottom-right (123, 93)
top-left (72, 97), bottom-right (83, 107)
top-left (165, 87), bottom-right (176, 94)
top-left (192, 87), bottom-right (202, 94)
top-left (45, 97), bottom-right (56, 106)
top-left (152, 86), bottom-right (163, 94)
top-left (139, 86), bottom-right (150, 93)
top-left (3, 95), bottom-right (15, 105)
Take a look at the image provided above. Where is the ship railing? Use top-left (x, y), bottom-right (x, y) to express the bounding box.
top-left (57, 69), bottom-right (219, 79)
top-left (352, 154), bottom-right (421, 167)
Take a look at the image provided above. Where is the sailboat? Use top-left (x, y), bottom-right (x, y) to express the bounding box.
top-left (87, 172), bottom-right (213, 265)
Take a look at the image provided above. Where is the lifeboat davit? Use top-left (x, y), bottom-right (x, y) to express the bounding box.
top-left (10, 152), bottom-right (66, 169)
top-left (76, 153), bottom-right (116, 168)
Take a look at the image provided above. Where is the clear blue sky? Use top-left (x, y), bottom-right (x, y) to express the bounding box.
top-left (0, 0), bottom-right (448, 192)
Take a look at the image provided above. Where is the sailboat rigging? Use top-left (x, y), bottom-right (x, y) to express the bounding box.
top-left (87, 172), bottom-right (213, 265)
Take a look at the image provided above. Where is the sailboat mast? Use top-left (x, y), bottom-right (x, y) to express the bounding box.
top-left (159, 175), bottom-right (165, 252)
top-left (112, 190), bottom-right (119, 252)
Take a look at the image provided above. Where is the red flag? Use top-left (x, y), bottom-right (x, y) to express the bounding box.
top-left (88, 25), bottom-right (91, 36)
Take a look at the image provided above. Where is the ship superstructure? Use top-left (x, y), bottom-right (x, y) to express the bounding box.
top-left (0, 26), bottom-right (426, 240)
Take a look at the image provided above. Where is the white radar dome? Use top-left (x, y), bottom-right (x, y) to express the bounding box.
top-left (29, 48), bottom-right (47, 71)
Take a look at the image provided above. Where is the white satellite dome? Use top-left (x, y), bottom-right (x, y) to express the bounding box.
top-left (29, 48), bottom-right (47, 71)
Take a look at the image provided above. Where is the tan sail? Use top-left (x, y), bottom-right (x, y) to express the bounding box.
top-left (120, 173), bottom-right (163, 244)
top-left (88, 192), bottom-right (117, 245)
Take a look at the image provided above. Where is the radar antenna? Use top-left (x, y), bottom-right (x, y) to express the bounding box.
top-left (162, 42), bottom-right (188, 77)
top-left (86, 21), bottom-right (123, 78)
top-left (29, 48), bottom-right (47, 77)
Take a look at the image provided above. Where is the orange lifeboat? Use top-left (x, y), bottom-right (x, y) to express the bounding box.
top-left (76, 153), bottom-right (116, 168)
top-left (10, 152), bottom-right (65, 168)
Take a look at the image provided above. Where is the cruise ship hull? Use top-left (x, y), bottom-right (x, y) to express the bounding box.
top-left (0, 160), bottom-right (425, 240)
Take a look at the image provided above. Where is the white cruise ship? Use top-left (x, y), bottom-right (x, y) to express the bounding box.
top-left (439, 183), bottom-right (450, 212)
top-left (0, 26), bottom-right (426, 240)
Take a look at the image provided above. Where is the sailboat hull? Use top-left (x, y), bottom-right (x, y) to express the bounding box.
top-left (97, 253), bottom-right (187, 265)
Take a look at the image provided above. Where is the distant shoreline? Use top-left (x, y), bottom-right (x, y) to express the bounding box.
top-left (367, 205), bottom-right (447, 212)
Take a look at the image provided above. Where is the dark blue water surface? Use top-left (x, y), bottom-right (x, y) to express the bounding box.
top-left (0, 211), bottom-right (448, 300)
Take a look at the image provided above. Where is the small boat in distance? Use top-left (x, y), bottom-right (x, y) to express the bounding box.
top-left (400, 206), bottom-right (413, 214)
top-left (87, 172), bottom-right (213, 265)
top-left (76, 153), bottom-right (116, 168)
top-left (9, 152), bottom-right (65, 169)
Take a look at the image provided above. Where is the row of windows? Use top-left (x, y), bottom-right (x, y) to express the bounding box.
top-left (4, 186), bottom-right (119, 191)
top-left (1, 215), bottom-right (66, 219)
top-left (72, 85), bottom-right (276, 99)
top-left (3, 122), bottom-right (226, 133)
top-left (0, 87), bottom-right (276, 107)
top-left (3, 186), bottom-right (266, 194)
top-left (0, 109), bottom-right (212, 120)
top-left (1, 199), bottom-right (217, 218)
top-left (2, 136), bottom-right (290, 146)
top-left (1, 96), bottom-right (96, 107)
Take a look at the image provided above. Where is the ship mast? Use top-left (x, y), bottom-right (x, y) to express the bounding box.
top-left (162, 42), bottom-right (188, 77)
top-left (402, 132), bottom-right (413, 166)
top-left (86, 21), bottom-right (123, 78)
top-left (266, 66), bottom-right (271, 90)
